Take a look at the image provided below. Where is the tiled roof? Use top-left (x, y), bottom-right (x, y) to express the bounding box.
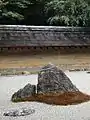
top-left (0, 25), bottom-right (90, 47)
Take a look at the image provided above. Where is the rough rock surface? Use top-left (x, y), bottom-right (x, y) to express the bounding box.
top-left (12, 84), bottom-right (36, 101)
top-left (11, 64), bottom-right (79, 102)
top-left (37, 64), bottom-right (79, 94)
top-left (3, 108), bottom-right (35, 117)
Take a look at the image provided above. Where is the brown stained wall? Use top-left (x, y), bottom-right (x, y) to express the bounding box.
top-left (1, 46), bottom-right (90, 54)
top-left (0, 25), bottom-right (90, 48)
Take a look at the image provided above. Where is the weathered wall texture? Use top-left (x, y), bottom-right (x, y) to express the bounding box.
top-left (0, 25), bottom-right (90, 48)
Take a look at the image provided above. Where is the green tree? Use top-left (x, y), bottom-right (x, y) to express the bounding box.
top-left (0, 0), bottom-right (48, 25)
top-left (85, 0), bottom-right (90, 5)
top-left (0, 0), bottom-right (30, 24)
top-left (0, 0), bottom-right (89, 26)
top-left (45, 0), bottom-right (90, 26)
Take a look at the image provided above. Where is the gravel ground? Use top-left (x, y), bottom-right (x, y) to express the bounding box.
top-left (0, 72), bottom-right (90, 120)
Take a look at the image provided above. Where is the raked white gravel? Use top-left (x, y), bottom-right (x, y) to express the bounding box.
top-left (0, 72), bottom-right (90, 120)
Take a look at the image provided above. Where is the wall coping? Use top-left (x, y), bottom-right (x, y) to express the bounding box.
top-left (0, 25), bottom-right (89, 32)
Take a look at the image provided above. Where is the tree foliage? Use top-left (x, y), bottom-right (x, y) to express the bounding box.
top-left (45, 0), bottom-right (90, 26)
top-left (0, 0), bottom-right (89, 26)
top-left (0, 0), bottom-right (31, 24)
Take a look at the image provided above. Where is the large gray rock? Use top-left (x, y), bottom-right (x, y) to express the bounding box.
top-left (12, 84), bottom-right (36, 101)
top-left (37, 64), bottom-right (79, 94)
top-left (3, 108), bottom-right (35, 117)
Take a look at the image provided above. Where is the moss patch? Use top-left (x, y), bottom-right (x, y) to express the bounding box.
top-left (11, 92), bottom-right (90, 105)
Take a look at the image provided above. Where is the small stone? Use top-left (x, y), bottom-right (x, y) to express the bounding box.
top-left (3, 110), bottom-right (19, 117)
top-left (11, 84), bottom-right (36, 101)
top-left (87, 71), bottom-right (90, 74)
top-left (21, 71), bottom-right (30, 75)
top-left (3, 108), bottom-right (35, 117)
